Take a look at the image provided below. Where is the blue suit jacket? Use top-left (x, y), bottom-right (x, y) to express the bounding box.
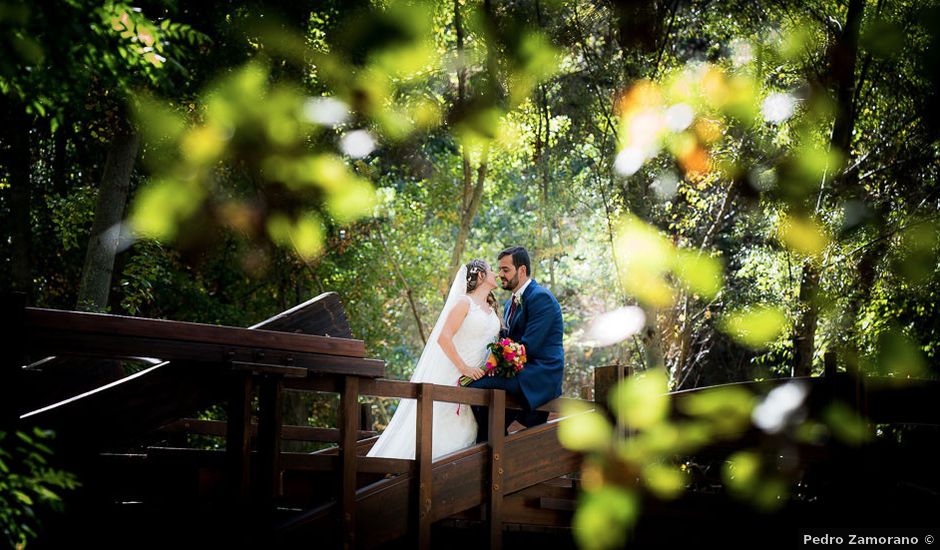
top-left (501, 279), bottom-right (564, 409)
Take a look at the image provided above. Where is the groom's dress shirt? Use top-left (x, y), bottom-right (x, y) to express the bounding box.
top-left (512, 278), bottom-right (532, 304)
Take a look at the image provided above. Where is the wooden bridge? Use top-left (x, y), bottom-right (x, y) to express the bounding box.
top-left (3, 292), bottom-right (938, 549)
top-left (3, 293), bottom-right (586, 549)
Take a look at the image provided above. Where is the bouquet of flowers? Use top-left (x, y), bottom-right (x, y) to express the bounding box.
top-left (459, 338), bottom-right (527, 386)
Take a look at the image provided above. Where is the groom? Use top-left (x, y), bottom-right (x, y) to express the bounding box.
top-left (468, 246), bottom-right (565, 443)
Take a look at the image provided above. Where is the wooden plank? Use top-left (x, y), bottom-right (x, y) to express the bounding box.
top-left (159, 418), bottom-right (376, 442)
top-left (499, 482), bottom-right (577, 527)
top-left (257, 375), bottom-right (284, 512)
top-left (339, 376), bottom-right (360, 549)
top-left (286, 376), bottom-right (493, 406)
top-left (359, 457), bottom-right (412, 475)
top-left (430, 383), bottom-right (491, 407)
top-left (280, 453), bottom-right (335, 471)
top-left (231, 361), bottom-right (308, 378)
top-left (414, 383), bottom-right (433, 549)
top-left (248, 292), bottom-right (353, 339)
top-left (25, 307), bottom-right (366, 357)
top-left (367, 378), bottom-right (419, 399)
top-left (25, 329), bottom-right (384, 378)
top-left (539, 497), bottom-right (576, 512)
top-left (286, 374), bottom-right (340, 393)
top-left (279, 454), bottom-right (412, 475)
top-left (502, 420), bottom-right (583, 494)
top-left (488, 389), bottom-right (506, 550)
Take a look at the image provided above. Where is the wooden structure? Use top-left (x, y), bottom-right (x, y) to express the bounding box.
top-left (5, 292), bottom-right (939, 548)
top-left (5, 293), bottom-right (585, 549)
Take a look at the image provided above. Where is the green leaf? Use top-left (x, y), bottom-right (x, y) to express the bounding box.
top-left (13, 490), bottom-right (33, 506)
top-left (609, 368), bottom-right (669, 430)
top-left (557, 408), bottom-right (612, 452)
top-left (719, 306), bottom-right (787, 350)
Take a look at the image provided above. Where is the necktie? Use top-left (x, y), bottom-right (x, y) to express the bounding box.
top-left (507, 295), bottom-right (518, 325)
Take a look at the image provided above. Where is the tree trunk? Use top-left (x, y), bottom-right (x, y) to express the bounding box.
top-left (792, 0), bottom-right (865, 377)
top-left (378, 225), bottom-right (428, 345)
top-left (76, 131), bottom-right (139, 312)
top-left (447, 151), bottom-right (489, 281)
top-left (792, 264), bottom-right (820, 377)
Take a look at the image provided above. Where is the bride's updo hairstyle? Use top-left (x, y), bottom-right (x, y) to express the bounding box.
top-left (466, 259), bottom-right (500, 320)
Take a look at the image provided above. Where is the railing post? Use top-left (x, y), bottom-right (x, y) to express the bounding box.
top-left (359, 402), bottom-right (373, 431)
top-left (226, 371), bottom-right (253, 520)
top-left (594, 364), bottom-right (634, 409)
top-left (487, 389), bottom-right (505, 550)
top-left (257, 374), bottom-right (284, 517)
top-left (414, 382), bottom-right (433, 549)
top-left (339, 375), bottom-right (360, 549)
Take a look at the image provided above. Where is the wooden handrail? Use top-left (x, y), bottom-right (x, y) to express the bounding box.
top-left (285, 374), bottom-right (589, 412)
top-left (23, 307), bottom-right (385, 378)
top-left (25, 307), bottom-right (366, 357)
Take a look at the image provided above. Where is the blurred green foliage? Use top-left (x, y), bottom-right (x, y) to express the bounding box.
top-left (2, 0), bottom-right (940, 546)
top-left (0, 428), bottom-right (80, 549)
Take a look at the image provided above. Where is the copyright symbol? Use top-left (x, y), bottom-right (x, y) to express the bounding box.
top-left (926, 534), bottom-right (934, 544)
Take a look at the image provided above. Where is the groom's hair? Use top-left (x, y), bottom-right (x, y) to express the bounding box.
top-left (498, 246), bottom-right (531, 277)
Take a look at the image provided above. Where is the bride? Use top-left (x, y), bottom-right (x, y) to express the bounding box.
top-left (366, 259), bottom-right (502, 460)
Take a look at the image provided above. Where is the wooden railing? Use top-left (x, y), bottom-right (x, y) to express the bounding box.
top-left (18, 300), bottom-right (935, 549)
top-left (279, 374), bottom-right (580, 549)
top-left (6, 301), bottom-right (585, 550)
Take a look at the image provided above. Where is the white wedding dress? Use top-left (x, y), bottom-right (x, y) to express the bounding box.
top-left (367, 267), bottom-right (501, 460)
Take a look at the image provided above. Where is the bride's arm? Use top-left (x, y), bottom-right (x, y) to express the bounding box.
top-left (437, 300), bottom-right (484, 381)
